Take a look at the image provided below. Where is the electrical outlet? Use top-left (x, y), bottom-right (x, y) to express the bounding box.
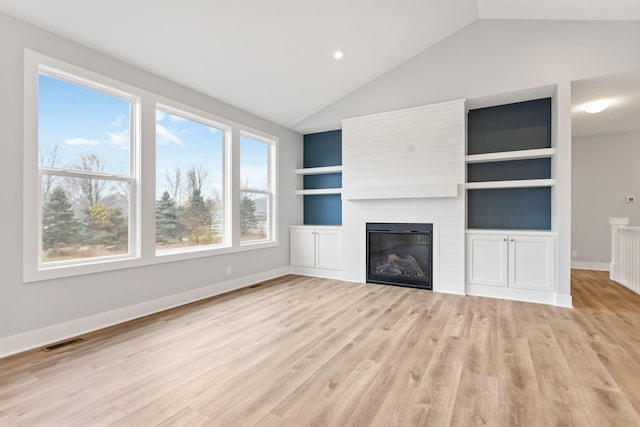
top-left (572, 251), bottom-right (578, 258)
top-left (627, 195), bottom-right (636, 203)
top-left (226, 266), bottom-right (232, 275)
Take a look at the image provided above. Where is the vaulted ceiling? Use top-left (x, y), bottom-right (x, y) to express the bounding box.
top-left (0, 0), bottom-right (639, 131)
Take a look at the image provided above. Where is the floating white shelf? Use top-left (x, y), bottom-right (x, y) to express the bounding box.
top-left (295, 165), bottom-right (343, 175)
top-left (465, 148), bottom-right (555, 164)
top-left (296, 188), bottom-right (342, 196)
top-left (465, 179), bottom-right (555, 189)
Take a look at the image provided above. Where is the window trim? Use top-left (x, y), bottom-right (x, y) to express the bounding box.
top-left (23, 50), bottom-right (279, 283)
top-left (239, 130), bottom-right (278, 246)
top-left (24, 50), bottom-right (144, 282)
top-left (154, 102), bottom-right (232, 257)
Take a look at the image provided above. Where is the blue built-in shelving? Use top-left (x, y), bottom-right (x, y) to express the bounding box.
top-left (466, 98), bottom-right (554, 230)
top-left (298, 130), bottom-right (342, 225)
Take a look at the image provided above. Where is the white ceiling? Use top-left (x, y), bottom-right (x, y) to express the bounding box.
top-left (572, 70), bottom-right (640, 137)
top-left (0, 0), bottom-right (639, 131)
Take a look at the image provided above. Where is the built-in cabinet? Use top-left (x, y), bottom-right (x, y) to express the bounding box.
top-left (465, 97), bottom-right (558, 304)
top-left (466, 231), bottom-right (555, 291)
top-left (290, 226), bottom-right (342, 279)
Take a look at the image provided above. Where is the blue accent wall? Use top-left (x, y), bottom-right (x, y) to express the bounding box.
top-left (468, 98), bottom-right (551, 154)
top-left (302, 130), bottom-right (342, 225)
top-left (304, 194), bottom-right (342, 225)
top-left (467, 158), bottom-right (551, 182)
top-left (304, 173), bottom-right (342, 189)
top-left (467, 187), bottom-right (552, 230)
top-left (304, 130), bottom-right (342, 168)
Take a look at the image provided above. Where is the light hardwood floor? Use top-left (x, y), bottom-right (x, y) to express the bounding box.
top-left (1, 270), bottom-right (640, 426)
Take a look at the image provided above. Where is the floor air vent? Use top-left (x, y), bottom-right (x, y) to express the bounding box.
top-left (42, 337), bottom-right (85, 352)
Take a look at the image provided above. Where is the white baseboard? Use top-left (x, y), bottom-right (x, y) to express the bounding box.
top-left (571, 261), bottom-right (610, 271)
top-left (0, 267), bottom-right (289, 358)
top-left (466, 284), bottom-right (559, 306)
top-left (555, 293), bottom-right (573, 308)
top-left (289, 266), bottom-right (343, 280)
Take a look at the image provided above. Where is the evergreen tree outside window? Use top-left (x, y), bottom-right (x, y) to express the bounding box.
top-left (37, 68), bottom-right (137, 265)
top-left (155, 106), bottom-right (228, 253)
top-left (25, 51), bottom-right (278, 282)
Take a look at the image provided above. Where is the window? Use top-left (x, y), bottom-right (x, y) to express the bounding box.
top-left (240, 133), bottom-right (275, 244)
top-left (155, 106), bottom-right (229, 254)
top-left (37, 69), bottom-right (138, 267)
top-left (24, 51), bottom-right (278, 282)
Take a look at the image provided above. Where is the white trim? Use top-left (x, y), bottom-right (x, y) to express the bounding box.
top-left (296, 188), bottom-right (342, 195)
top-left (239, 130), bottom-right (278, 246)
top-left (555, 293), bottom-right (573, 308)
top-left (465, 179), bottom-right (555, 189)
top-left (571, 261), bottom-right (609, 271)
top-left (289, 268), bottom-right (343, 280)
top-left (295, 165), bottom-right (342, 175)
top-left (466, 283), bottom-right (560, 306)
top-left (465, 148), bottom-right (555, 163)
top-left (0, 268), bottom-right (289, 358)
top-left (466, 229), bottom-right (557, 236)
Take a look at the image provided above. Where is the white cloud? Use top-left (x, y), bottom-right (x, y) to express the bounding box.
top-left (107, 130), bottom-right (130, 149)
top-left (156, 110), bottom-right (166, 122)
top-left (156, 124), bottom-right (183, 145)
top-left (109, 113), bottom-right (126, 128)
top-left (65, 137), bottom-right (100, 146)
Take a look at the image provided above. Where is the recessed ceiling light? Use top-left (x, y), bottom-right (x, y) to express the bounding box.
top-left (583, 100), bottom-right (609, 114)
top-left (333, 49), bottom-right (345, 60)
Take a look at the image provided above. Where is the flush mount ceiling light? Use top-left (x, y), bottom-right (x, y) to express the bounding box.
top-left (582, 100), bottom-right (609, 113)
top-left (333, 49), bottom-right (345, 60)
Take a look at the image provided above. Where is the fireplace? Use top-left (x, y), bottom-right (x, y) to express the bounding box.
top-left (366, 223), bottom-right (433, 290)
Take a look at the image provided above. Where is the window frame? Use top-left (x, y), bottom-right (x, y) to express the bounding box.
top-left (154, 102), bottom-right (232, 258)
top-left (23, 50), bottom-right (279, 283)
top-left (239, 130), bottom-right (277, 246)
top-left (24, 51), bottom-right (143, 282)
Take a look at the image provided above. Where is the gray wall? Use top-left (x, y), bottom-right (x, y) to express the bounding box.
top-left (572, 131), bottom-right (640, 267)
top-left (0, 12), bottom-right (302, 347)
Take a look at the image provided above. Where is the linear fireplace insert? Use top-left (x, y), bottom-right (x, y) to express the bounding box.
top-left (366, 222), bottom-right (433, 290)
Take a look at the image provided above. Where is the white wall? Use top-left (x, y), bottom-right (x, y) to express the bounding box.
top-left (572, 131), bottom-right (640, 269)
top-left (341, 101), bottom-right (466, 295)
top-left (0, 12), bottom-right (302, 355)
top-left (295, 19), bottom-right (640, 308)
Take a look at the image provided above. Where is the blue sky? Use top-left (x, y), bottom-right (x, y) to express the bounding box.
top-left (39, 74), bottom-right (270, 202)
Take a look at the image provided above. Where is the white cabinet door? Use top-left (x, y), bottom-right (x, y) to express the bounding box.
top-left (508, 235), bottom-right (554, 291)
top-left (290, 228), bottom-right (316, 268)
top-left (316, 228), bottom-right (342, 271)
top-left (466, 234), bottom-right (508, 287)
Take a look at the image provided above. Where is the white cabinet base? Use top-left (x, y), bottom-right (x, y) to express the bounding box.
top-left (290, 226), bottom-right (342, 279)
top-left (466, 230), bottom-right (557, 305)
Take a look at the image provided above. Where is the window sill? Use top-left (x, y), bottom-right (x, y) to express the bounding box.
top-left (24, 239), bottom-right (279, 283)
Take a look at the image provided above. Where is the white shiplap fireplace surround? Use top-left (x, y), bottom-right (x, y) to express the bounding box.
top-left (341, 100), bottom-right (466, 295)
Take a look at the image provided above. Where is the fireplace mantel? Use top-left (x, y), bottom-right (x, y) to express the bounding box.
top-left (342, 183), bottom-right (459, 201)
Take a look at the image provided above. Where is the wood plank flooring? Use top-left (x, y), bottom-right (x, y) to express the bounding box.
top-left (1, 270), bottom-right (640, 426)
